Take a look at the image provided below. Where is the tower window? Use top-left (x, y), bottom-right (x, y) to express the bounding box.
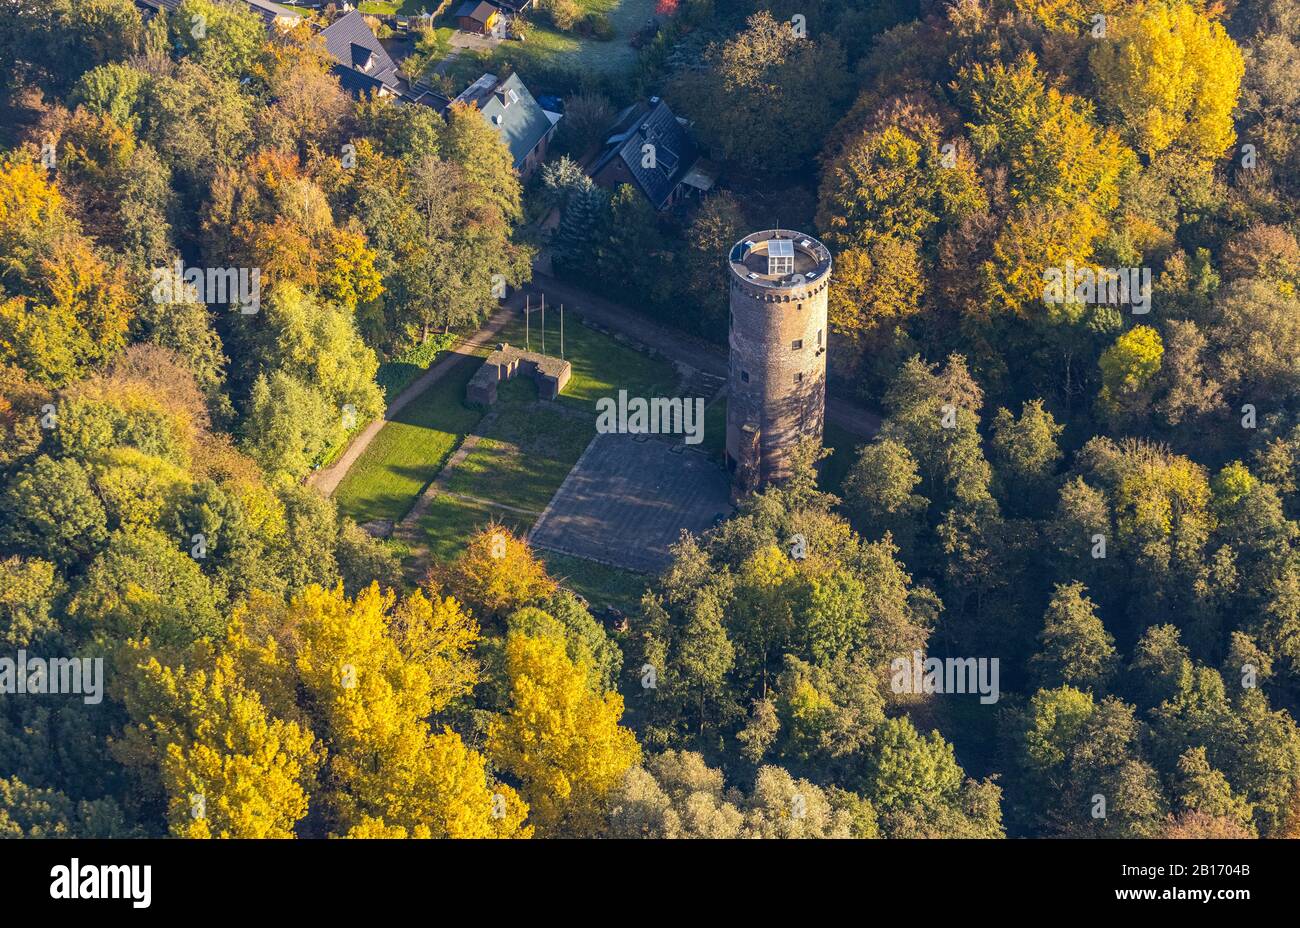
top-left (794, 372), bottom-right (804, 384)
top-left (741, 370), bottom-right (750, 383)
top-left (817, 329), bottom-right (823, 346)
top-left (791, 339), bottom-right (803, 350)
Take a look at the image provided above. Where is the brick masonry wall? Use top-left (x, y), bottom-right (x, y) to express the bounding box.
top-left (725, 234), bottom-right (830, 490)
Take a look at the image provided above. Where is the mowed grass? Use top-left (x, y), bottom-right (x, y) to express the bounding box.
top-left (442, 377), bottom-right (593, 513)
top-left (442, 0), bottom-right (657, 83)
top-left (539, 551), bottom-right (648, 614)
top-left (414, 497), bottom-right (647, 615)
top-left (494, 308), bottom-right (678, 412)
top-left (417, 493), bottom-right (535, 564)
top-left (333, 353), bottom-right (485, 523)
top-left (418, 314), bottom-right (672, 566)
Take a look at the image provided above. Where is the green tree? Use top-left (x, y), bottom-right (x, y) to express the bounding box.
top-left (1030, 582), bottom-right (1117, 690)
top-left (0, 455), bottom-right (108, 565)
top-left (671, 11), bottom-right (850, 173)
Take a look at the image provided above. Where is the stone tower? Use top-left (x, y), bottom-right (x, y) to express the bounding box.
top-left (725, 229), bottom-right (832, 497)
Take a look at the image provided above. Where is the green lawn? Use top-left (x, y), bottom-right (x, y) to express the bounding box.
top-left (441, 376), bottom-right (594, 513)
top-left (494, 307), bottom-right (678, 413)
top-left (415, 314), bottom-right (675, 581)
top-left (413, 496), bottom-right (647, 614)
top-left (339, 303), bottom-right (678, 587)
top-left (333, 353), bottom-right (485, 523)
top-left (441, 0), bottom-right (657, 83)
top-left (358, 0), bottom-right (443, 12)
top-left (416, 493), bottom-right (536, 564)
top-left (539, 551), bottom-right (648, 614)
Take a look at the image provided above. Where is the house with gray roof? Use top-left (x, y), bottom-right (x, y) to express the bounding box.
top-left (134, 0), bottom-right (303, 29)
top-left (589, 97), bottom-right (714, 211)
top-left (452, 73), bottom-right (560, 178)
top-left (319, 9), bottom-right (406, 99)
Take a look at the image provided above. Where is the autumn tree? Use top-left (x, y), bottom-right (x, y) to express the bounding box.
top-left (1091, 1), bottom-right (1244, 175)
top-left (282, 584), bottom-right (528, 837)
top-left (113, 637), bottom-right (319, 838)
top-left (443, 525), bottom-right (556, 620)
top-left (0, 156), bottom-right (135, 386)
top-left (489, 625), bottom-right (640, 836)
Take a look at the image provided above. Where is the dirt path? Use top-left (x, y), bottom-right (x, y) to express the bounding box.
top-left (529, 273), bottom-right (882, 437)
top-left (308, 300), bottom-right (517, 497)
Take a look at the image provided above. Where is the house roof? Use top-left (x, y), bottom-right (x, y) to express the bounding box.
top-left (320, 10), bottom-right (402, 96)
top-left (241, 0), bottom-right (302, 24)
top-left (134, 0), bottom-right (300, 24)
top-left (454, 0), bottom-right (498, 23)
top-left (590, 98), bottom-right (699, 210)
top-left (133, 0), bottom-right (185, 12)
top-left (454, 73), bottom-right (556, 170)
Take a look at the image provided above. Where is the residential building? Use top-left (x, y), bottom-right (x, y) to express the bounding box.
top-left (589, 97), bottom-right (715, 211)
top-left (452, 72), bottom-right (560, 177)
top-left (319, 9), bottom-right (405, 98)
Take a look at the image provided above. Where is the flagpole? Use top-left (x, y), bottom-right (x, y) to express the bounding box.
top-left (560, 304), bottom-right (564, 360)
top-left (525, 294), bottom-right (530, 351)
top-left (541, 292), bottom-right (546, 355)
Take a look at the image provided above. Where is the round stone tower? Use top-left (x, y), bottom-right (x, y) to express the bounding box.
top-left (725, 229), bottom-right (832, 496)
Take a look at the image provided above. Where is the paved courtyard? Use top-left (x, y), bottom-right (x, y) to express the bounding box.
top-left (528, 433), bottom-right (733, 574)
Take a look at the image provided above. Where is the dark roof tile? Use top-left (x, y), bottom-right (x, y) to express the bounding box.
top-left (591, 99), bottom-right (698, 210)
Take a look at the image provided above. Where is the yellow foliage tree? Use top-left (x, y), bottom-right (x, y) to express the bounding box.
top-left (827, 236), bottom-right (924, 355)
top-left (981, 205), bottom-right (1106, 315)
top-left (289, 583), bottom-right (527, 837)
top-left (1114, 443), bottom-right (1209, 544)
top-left (114, 638), bottom-right (320, 839)
top-left (959, 54), bottom-right (1134, 216)
top-left (488, 629), bottom-right (640, 836)
top-left (0, 157), bottom-right (135, 385)
top-left (1091, 1), bottom-right (1243, 172)
top-left (816, 107), bottom-right (985, 250)
top-left (1099, 323), bottom-right (1163, 400)
top-left (0, 157), bottom-right (62, 234)
top-left (443, 524), bottom-right (557, 619)
top-left (1010, 0), bottom-right (1147, 33)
